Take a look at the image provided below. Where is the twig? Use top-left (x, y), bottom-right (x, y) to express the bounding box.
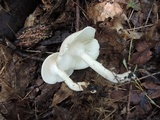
top-left (25, 49), bottom-right (52, 54)
top-left (133, 79), bottom-right (160, 109)
top-left (106, 109), bottom-right (116, 119)
top-left (6, 22), bottom-right (16, 35)
top-left (136, 71), bottom-right (160, 81)
top-left (147, 108), bottom-right (158, 120)
top-left (75, 0), bottom-right (80, 31)
top-left (0, 47), bottom-right (7, 75)
top-left (126, 24), bottom-right (154, 31)
top-left (128, 9), bottom-right (134, 20)
top-left (34, 101), bottom-right (38, 120)
top-left (71, 0), bottom-right (89, 20)
top-left (2, 38), bottom-right (44, 61)
top-left (128, 39), bottom-right (133, 62)
top-left (145, 4), bottom-right (153, 25)
top-left (126, 83), bottom-right (132, 120)
top-left (17, 114), bottom-right (21, 120)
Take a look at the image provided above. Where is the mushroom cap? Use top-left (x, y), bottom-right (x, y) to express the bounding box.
top-left (41, 53), bottom-right (74, 84)
top-left (57, 26), bottom-right (100, 70)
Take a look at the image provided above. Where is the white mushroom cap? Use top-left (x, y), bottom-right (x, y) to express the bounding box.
top-left (41, 53), bottom-right (73, 84)
top-left (57, 26), bottom-right (100, 70)
top-left (41, 53), bottom-right (88, 91)
top-left (56, 26), bottom-right (134, 83)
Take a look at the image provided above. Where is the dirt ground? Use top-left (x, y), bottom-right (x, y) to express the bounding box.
top-left (0, 0), bottom-right (160, 120)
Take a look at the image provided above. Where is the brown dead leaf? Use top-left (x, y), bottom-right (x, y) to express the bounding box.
top-left (0, 45), bottom-right (15, 102)
top-left (130, 90), bottom-right (143, 105)
top-left (0, 80), bottom-right (13, 102)
top-left (109, 16), bottom-right (123, 31)
top-left (41, 0), bottom-right (53, 10)
top-left (145, 22), bottom-right (160, 41)
top-left (141, 81), bottom-right (160, 90)
top-left (87, 1), bottom-right (123, 23)
top-left (34, 83), bottom-right (60, 104)
top-left (128, 105), bottom-right (147, 119)
top-left (101, 1), bottom-right (123, 19)
top-left (87, 2), bottom-right (106, 23)
top-left (0, 44), bottom-right (38, 102)
top-left (135, 40), bottom-right (147, 51)
top-left (119, 29), bottom-right (143, 40)
top-left (130, 49), bottom-right (152, 65)
top-left (129, 96), bottom-right (152, 119)
top-left (24, 6), bottom-right (43, 27)
top-left (140, 95), bottom-right (152, 112)
top-left (141, 80), bottom-right (160, 99)
top-left (130, 41), bottom-right (153, 65)
top-left (110, 90), bottom-right (127, 100)
top-left (148, 89), bottom-right (160, 99)
top-left (52, 83), bottom-right (74, 106)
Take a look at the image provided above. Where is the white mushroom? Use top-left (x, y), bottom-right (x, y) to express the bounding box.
top-left (57, 26), bottom-right (133, 83)
top-left (41, 52), bottom-right (88, 91)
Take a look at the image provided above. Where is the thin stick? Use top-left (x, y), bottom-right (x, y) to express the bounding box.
top-left (25, 49), bottom-right (53, 54)
top-left (133, 79), bottom-right (160, 108)
top-left (128, 9), bottom-right (134, 20)
top-left (126, 24), bottom-right (154, 30)
top-left (72, 0), bottom-right (88, 20)
top-left (3, 38), bottom-right (44, 61)
top-left (145, 4), bottom-right (153, 25)
top-left (128, 39), bottom-right (133, 61)
top-left (136, 71), bottom-right (160, 81)
top-left (126, 84), bottom-right (132, 120)
top-left (75, 0), bottom-right (80, 31)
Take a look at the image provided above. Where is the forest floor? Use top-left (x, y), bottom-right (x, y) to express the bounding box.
top-left (0, 0), bottom-right (160, 120)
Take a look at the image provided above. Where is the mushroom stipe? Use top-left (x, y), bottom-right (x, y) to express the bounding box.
top-left (41, 26), bottom-right (136, 92)
top-left (41, 53), bottom-right (89, 91)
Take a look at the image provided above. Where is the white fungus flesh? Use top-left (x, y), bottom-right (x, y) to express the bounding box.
top-left (41, 53), bottom-right (87, 91)
top-left (57, 26), bottom-right (134, 83)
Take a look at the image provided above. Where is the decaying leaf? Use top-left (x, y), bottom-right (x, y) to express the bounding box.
top-left (119, 29), bottom-right (143, 40)
top-left (34, 83), bottom-right (60, 104)
top-left (24, 0), bottom-right (57, 28)
top-left (110, 90), bottom-right (127, 100)
top-left (0, 80), bottom-right (13, 102)
top-left (131, 49), bottom-right (152, 64)
top-left (141, 80), bottom-right (160, 99)
top-left (52, 83), bottom-right (74, 106)
top-left (130, 90), bottom-right (143, 105)
top-left (139, 95), bottom-right (152, 112)
top-left (109, 16), bottom-right (123, 31)
top-left (24, 7), bottom-right (43, 27)
top-left (101, 1), bottom-right (123, 19)
top-left (148, 89), bottom-right (160, 99)
top-left (0, 44), bottom-right (37, 102)
top-left (41, 0), bottom-right (53, 11)
top-left (15, 24), bottom-right (53, 47)
top-left (130, 40), bottom-right (154, 65)
top-left (87, 1), bottom-right (123, 23)
top-left (144, 22), bottom-right (160, 41)
top-left (141, 80), bottom-right (160, 90)
top-left (129, 104), bottom-right (151, 119)
top-left (87, 2), bottom-right (105, 23)
top-left (24, 14), bottom-right (36, 28)
top-left (0, 45), bottom-right (14, 102)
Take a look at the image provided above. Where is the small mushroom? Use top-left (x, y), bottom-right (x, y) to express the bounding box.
top-left (41, 52), bottom-right (88, 91)
top-left (57, 26), bottom-right (133, 83)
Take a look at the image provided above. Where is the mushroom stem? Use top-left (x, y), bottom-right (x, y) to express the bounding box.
top-left (54, 64), bottom-right (86, 91)
top-left (80, 52), bottom-right (131, 83)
